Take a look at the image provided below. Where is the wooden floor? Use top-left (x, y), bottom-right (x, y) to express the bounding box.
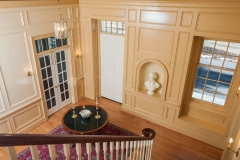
top-left (0, 97), bottom-right (223, 160)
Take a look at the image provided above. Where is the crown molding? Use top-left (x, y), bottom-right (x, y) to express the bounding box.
top-left (0, 0), bottom-right (79, 8)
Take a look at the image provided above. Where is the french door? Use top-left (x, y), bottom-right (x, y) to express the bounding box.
top-left (39, 49), bottom-right (71, 116)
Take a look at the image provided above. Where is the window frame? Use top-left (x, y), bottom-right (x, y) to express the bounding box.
top-left (183, 37), bottom-right (240, 115)
top-left (100, 20), bottom-right (125, 35)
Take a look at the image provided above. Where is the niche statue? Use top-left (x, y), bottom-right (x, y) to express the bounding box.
top-left (144, 72), bottom-right (160, 95)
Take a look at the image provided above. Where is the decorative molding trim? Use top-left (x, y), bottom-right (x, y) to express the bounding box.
top-left (180, 11), bottom-right (193, 27)
top-left (134, 96), bottom-right (165, 119)
top-left (124, 93), bottom-right (132, 108)
top-left (0, 88), bottom-right (6, 114)
top-left (0, 119), bottom-right (12, 133)
top-left (24, 11), bottom-right (29, 26)
top-left (128, 9), bottom-right (137, 22)
top-left (12, 103), bottom-right (41, 131)
top-left (91, 7), bottom-right (125, 18)
top-left (75, 7), bottom-right (79, 18)
top-left (0, 67), bottom-right (10, 109)
top-left (0, 11), bottom-right (24, 29)
top-left (165, 107), bottom-right (176, 123)
top-left (169, 32), bottom-right (190, 102)
top-left (20, 12), bottom-right (24, 26)
top-left (140, 10), bottom-right (177, 26)
top-left (68, 7), bottom-right (71, 19)
top-left (196, 12), bottom-right (240, 35)
top-left (124, 26), bottom-right (136, 89)
top-left (137, 27), bottom-right (175, 57)
top-left (11, 31), bottom-right (37, 108)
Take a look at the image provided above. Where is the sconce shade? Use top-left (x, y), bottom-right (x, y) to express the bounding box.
top-left (54, 14), bottom-right (68, 39)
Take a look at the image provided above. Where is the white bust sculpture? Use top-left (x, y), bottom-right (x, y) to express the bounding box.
top-left (144, 72), bottom-right (160, 95)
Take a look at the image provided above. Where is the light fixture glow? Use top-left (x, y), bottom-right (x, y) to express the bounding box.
top-left (54, 0), bottom-right (68, 39)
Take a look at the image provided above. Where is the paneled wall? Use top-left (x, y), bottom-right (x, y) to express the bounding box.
top-left (79, 1), bottom-right (240, 149)
top-left (0, 3), bottom-right (84, 133)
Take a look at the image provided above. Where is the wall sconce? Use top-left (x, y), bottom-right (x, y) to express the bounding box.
top-left (27, 71), bottom-right (33, 77)
top-left (76, 53), bottom-right (81, 58)
top-left (25, 68), bottom-right (33, 77)
top-left (237, 87), bottom-right (240, 98)
top-left (227, 138), bottom-right (240, 157)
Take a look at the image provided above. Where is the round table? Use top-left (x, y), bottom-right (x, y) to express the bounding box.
top-left (62, 105), bottom-right (109, 135)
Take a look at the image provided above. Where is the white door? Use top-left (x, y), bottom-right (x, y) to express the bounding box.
top-left (100, 34), bottom-right (124, 103)
top-left (38, 49), bottom-right (71, 115)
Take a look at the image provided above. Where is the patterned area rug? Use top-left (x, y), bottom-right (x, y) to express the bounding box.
top-left (17, 123), bottom-right (138, 160)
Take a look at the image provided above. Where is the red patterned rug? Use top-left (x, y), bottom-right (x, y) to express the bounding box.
top-left (17, 123), bottom-right (138, 160)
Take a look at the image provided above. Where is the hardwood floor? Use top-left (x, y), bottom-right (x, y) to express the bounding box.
top-left (0, 97), bottom-right (223, 160)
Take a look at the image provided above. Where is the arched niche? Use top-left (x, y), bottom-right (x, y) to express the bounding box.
top-left (136, 58), bottom-right (168, 100)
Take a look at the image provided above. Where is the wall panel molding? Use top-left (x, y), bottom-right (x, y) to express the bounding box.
top-left (124, 93), bottom-right (132, 107)
top-left (138, 28), bottom-right (175, 57)
top-left (140, 10), bottom-right (177, 26)
top-left (134, 96), bottom-right (165, 119)
top-left (180, 12), bottom-right (193, 27)
top-left (12, 103), bottom-right (41, 131)
top-left (0, 11), bottom-right (24, 29)
top-left (128, 9), bottom-right (137, 22)
top-left (0, 31), bottom-right (37, 109)
top-left (91, 7), bottom-right (125, 18)
top-left (84, 79), bottom-right (94, 98)
top-left (196, 12), bottom-right (240, 34)
top-left (81, 21), bottom-right (92, 78)
top-left (124, 26), bottom-right (136, 89)
top-left (165, 107), bottom-right (176, 123)
top-left (0, 120), bottom-right (12, 133)
top-left (0, 88), bottom-right (6, 113)
top-left (26, 7), bottom-right (70, 25)
top-left (168, 32), bottom-right (190, 102)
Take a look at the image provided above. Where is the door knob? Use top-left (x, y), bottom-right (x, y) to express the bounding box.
top-left (55, 84), bottom-right (60, 88)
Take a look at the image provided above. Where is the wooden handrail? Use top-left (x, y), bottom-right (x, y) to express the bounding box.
top-left (0, 128), bottom-right (155, 147)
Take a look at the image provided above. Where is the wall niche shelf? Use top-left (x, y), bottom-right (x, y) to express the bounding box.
top-left (136, 59), bottom-right (168, 100)
top-left (138, 89), bottom-right (162, 99)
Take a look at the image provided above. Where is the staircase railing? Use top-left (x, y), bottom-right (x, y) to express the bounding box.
top-left (0, 128), bottom-right (155, 160)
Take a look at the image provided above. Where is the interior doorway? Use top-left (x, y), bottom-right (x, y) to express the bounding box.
top-left (99, 20), bottom-right (125, 103)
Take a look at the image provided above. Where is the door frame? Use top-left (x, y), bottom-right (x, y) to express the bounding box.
top-left (94, 19), bottom-right (126, 103)
top-left (32, 32), bottom-right (76, 118)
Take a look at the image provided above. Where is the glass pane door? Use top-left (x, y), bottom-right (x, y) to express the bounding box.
top-left (39, 54), bottom-right (59, 115)
top-left (55, 50), bottom-right (71, 108)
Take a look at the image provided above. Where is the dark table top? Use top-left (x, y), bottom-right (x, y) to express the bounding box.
top-left (62, 105), bottom-right (109, 134)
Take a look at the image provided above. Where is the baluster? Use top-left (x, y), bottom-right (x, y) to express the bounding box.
top-left (139, 141), bottom-right (143, 160)
top-left (136, 141), bottom-right (140, 160)
top-left (125, 141), bottom-right (129, 160)
top-left (116, 141), bottom-right (120, 160)
top-left (141, 141), bottom-right (146, 160)
top-left (147, 140), bottom-right (152, 160)
top-left (95, 142), bottom-right (100, 160)
top-left (132, 141), bottom-right (137, 160)
top-left (6, 146), bottom-right (17, 160)
top-left (149, 140), bottom-right (153, 159)
top-left (76, 143), bottom-right (82, 160)
top-left (129, 141), bottom-right (133, 160)
top-left (48, 144), bottom-right (56, 159)
top-left (144, 140), bottom-right (149, 160)
top-left (121, 141), bottom-right (124, 160)
top-left (63, 144), bottom-right (70, 159)
top-left (86, 143), bottom-right (91, 160)
top-left (110, 142), bottom-right (114, 160)
top-left (29, 145), bottom-right (39, 160)
top-left (103, 142), bottom-right (107, 160)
